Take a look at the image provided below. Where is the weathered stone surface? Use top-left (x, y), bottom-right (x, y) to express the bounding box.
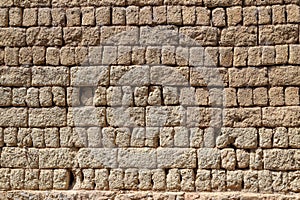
top-left (229, 67), bottom-right (268, 87)
top-left (39, 148), bottom-right (76, 169)
top-left (0, 67), bottom-right (31, 87)
top-left (0, 28), bottom-right (25, 47)
top-left (32, 66), bottom-right (69, 86)
top-left (1, 147), bottom-right (38, 168)
top-left (26, 27), bottom-right (62, 46)
top-left (220, 26), bottom-right (257, 46)
top-left (269, 66), bottom-right (300, 86)
top-left (259, 25), bottom-right (298, 45)
top-left (262, 107), bottom-right (300, 127)
top-left (264, 149), bottom-right (300, 170)
top-left (29, 107), bottom-right (66, 127)
top-left (157, 148), bottom-right (196, 168)
top-left (118, 148), bottom-right (157, 168)
top-left (77, 148), bottom-right (118, 168)
top-left (0, 108), bottom-right (27, 127)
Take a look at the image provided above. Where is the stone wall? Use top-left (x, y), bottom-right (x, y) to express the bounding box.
top-left (1, 0), bottom-right (300, 199)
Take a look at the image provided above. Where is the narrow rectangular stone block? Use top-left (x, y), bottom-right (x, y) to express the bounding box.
top-left (77, 148), bottom-right (118, 168)
top-left (0, 28), bottom-right (25, 47)
top-left (39, 148), bottom-right (76, 168)
top-left (0, 67), bottom-right (30, 87)
top-left (32, 66), bottom-right (69, 86)
top-left (0, 108), bottom-right (27, 127)
top-left (157, 148), bottom-right (196, 168)
top-left (29, 107), bottom-right (67, 127)
top-left (262, 107), bottom-right (300, 127)
top-left (269, 66), bottom-right (300, 86)
top-left (107, 107), bottom-right (144, 127)
top-left (264, 149), bottom-right (300, 170)
top-left (118, 148), bottom-right (157, 169)
top-left (1, 147), bottom-right (38, 168)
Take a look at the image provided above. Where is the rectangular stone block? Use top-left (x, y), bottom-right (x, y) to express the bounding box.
top-left (259, 25), bottom-right (298, 45)
top-left (110, 65), bottom-right (150, 86)
top-left (0, 28), bottom-right (25, 47)
top-left (0, 67), bottom-right (30, 87)
top-left (107, 107), bottom-right (144, 127)
top-left (269, 66), bottom-right (300, 86)
top-left (220, 26), bottom-right (257, 46)
top-left (157, 148), bottom-right (196, 168)
top-left (150, 66), bottom-right (189, 86)
top-left (140, 25), bottom-right (178, 45)
top-left (187, 107), bottom-right (222, 128)
top-left (71, 66), bottom-right (109, 86)
top-left (1, 147), bottom-right (38, 168)
top-left (0, 108), bottom-right (27, 127)
top-left (198, 148), bottom-right (220, 169)
top-left (180, 26), bottom-right (218, 46)
top-left (67, 107), bottom-right (106, 127)
top-left (146, 106), bottom-right (186, 127)
top-left (26, 27), bottom-right (62, 46)
top-left (264, 149), bottom-right (300, 170)
top-left (77, 148), bottom-right (118, 168)
top-left (32, 66), bottom-right (69, 86)
top-left (224, 108), bottom-right (261, 127)
top-left (229, 67), bottom-right (268, 87)
top-left (262, 107), bottom-right (300, 127)
top-left (118, 148), bottom-right (156, 169)
top-left (39, 148), bottom-right (76, 168)
top-left (29, 107), bottom-right (67, 127)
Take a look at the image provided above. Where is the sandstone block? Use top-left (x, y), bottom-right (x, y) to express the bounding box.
top-left (53, 169), bottom-right (70, 190)
top-left (77, 148), bottom-right (117, 168)
top-left (96, 7), bottom-right (111, 25)
top-left (0, 168), bottom-right (10, 190)
top-left (0, 28), bottom-right (25, 47)
top-left (71, 66), bottom-right (109, 86)
top-left (227, 170), bottom-right (243, 191)
top-left (259, 25), bottom-right (298, 45)
top-left (195, 169), bottom-right (211, 191)
top-left (180, 26), bottom-right (218, 46)
top-left (224, 108), bottom-right (261, 127)
top-left (146, 106), bottom-right (186, 127)
top-left (262, 107), bottom-right (300, 127)
top-left (82, 7), bottom-right (95, 26)
top-left (23, 8), bottom-right (37, 27)
top-left (0, 108), bottom-right (27, 127)
top-left (3, 127), bottom-right (17, 147)
top-left (140, 25), bottom-right (178, 45)
top-left (39, 170), bottom-right (53, 190)
top-left (51, 8), bottom-right (66, 26)
top-left (253, 87), bottom-right (268, 106)
top-left (26, 27), bottom-right (62, 46)
top-left (259, 128), bottom-right (273, 148)
top-left (32, 66), bottom-right (69, 86)
top-left (289, 128), bottom-right (300, 148)
top-left (29, 107), bottom-right (66, 127)
top-left (258, 6), bottom-right (271, 24)
top-left (40, 148), bottom-right (76, 168)
top-left (158, 148), bottom-right (196, 168)
top-left (285, 87), bottom-right (299, 106)
top-left (264, 149), bottom-right (300, 170)
top-left (38, 8), bottom-right (51, 26)
top-left (10, 169), bottom-right (24, 189)
top-left (24, 169), bottom-right (39, 190)
top-left (1, 147), bottom-right (38, 168)
top-left (95, 169), bottom-right (109, 190)
top-left (212, 8), bottom-right (225, 27)
top-left (220, 26), bottom-right (257, 46)
top-left (229, 67), bottom-right (268, 87)
top-left (68, 107), bottom-right (106, 127)
top-left (198, 148), bottom-right (220, 169)
top-left (151, 66), bottom-right (189, 86)
top-left (118, 148), bottom-right (157, 168)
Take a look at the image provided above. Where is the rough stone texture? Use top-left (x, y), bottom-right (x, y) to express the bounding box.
top-left (1, 0), bottom-right (300, 198)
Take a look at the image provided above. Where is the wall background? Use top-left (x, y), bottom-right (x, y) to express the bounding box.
top-left (0, 0), bottom-right (300, 199)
